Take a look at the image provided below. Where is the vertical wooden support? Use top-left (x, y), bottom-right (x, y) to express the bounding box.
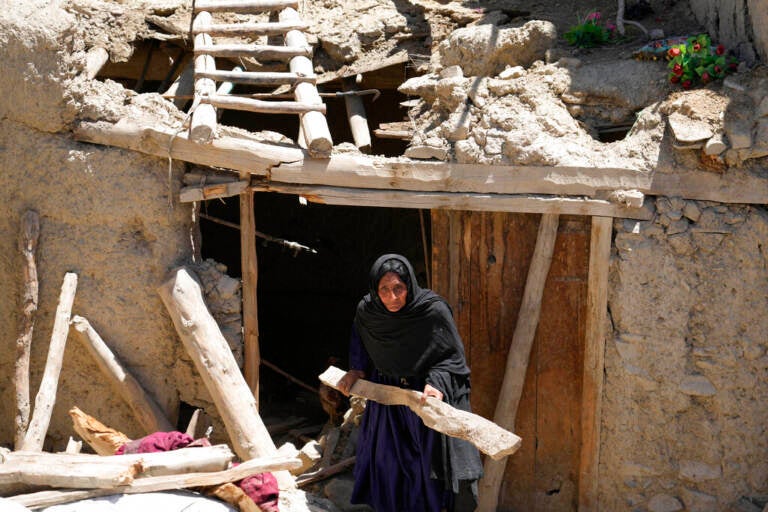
top-left (280, 7), bottom-right (332, 158)
top-left (578, 216), bottom-right (612, 511)
top-left (240, 187), bottom-right (260, 404)
top-left (477, 214), bottom-right (559, 512)
top-left (15, 210), bottom-right (40, 450)
top-left (342, 76), bottom-right (371, 153)
top-left (190, 11), bottom-right (218, 143)
top-left (21, 272), bottom-right (78, 452)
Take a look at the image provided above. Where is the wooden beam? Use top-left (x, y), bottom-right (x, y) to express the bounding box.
top-left (0, 454), bottom-right (141, 489)
top-left (73, 120), bottom-right (301, 170)
top-left (320, 366), bottom-right (522, 460)
top-left (180, 180), bottom-right (249, 202)
top-left (240, 189), bottom-right (261, 402)
top-left (343, 76), bottom-right (371, 153)
top-left (194, 21), bottom-right (309, 37)
top-left (280, 7), bottom-right (332, 158)
top-left (251, 182), bottom-right (653, 219)
top-left (14, 210), bottom-right (39, 450)
top-left (477, 214), bottom-right (560, 512)
top-left (194, 0), bottom-right (298, 13)
top-left (70, 316), bottom-right (174, 434)
top-left (197, 70), bottom-right (316, 86)
top-left (20, 273), bottom-right (78, 452)
top-left (190, 12), bottom-right (218, 143)
top-left (204, 94), bottom-right (326, 115)
top-left (650, 168), bottom-right (768, 204)
top-left (578, 216), bottom-right (612, 511)
top-left (194, 43), bottom-right (311, 60)
top-left (8, 454), bottom-right (301, 510)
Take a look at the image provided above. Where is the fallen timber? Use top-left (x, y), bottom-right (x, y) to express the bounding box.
top-left (319, 366), bottom-right (522, 460)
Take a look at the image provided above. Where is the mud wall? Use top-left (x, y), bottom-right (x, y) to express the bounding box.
top-left (689, 0), bottom-right (768, 63)
top-left (0, 2), bottom-right (197, 449)
top-left (601, 199), bottom-right (768, 511)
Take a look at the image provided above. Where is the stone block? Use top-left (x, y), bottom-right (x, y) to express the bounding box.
top-left (679, 460), bottom-right (722, 482)
top-left (679, 375), bottom-right (717, 396)
top-left (649, 493), bottom-right (683, 512)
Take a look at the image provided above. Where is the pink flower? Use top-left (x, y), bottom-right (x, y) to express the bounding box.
top-left (692, 42), bottom-right (702, 51)
top-left (701, 71), bottom-right (711, 83)
top-left (672, 63), bottom-right (684, 76)
top-left (682, 79), bottom-right (692, 89)
top-left (715, 44), bottom-right (725, 55)
top-left (669, 75), bottom-right (680, 84)
top-left (667, 47), bottom-right (681, 59)
top-left (586, 11), bottom-right (601, 22)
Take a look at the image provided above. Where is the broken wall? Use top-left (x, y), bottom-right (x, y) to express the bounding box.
top-left (0, 1), bottom-right (197, 448)
top-left (602, 200), bottom-right (768, 511)
top-left (689, 0), bottom-right (768, 64)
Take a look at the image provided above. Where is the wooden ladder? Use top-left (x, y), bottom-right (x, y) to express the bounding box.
top-left (190, 0), bottom-right (332, 157)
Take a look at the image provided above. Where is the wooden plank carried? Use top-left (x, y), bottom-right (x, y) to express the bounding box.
top-left (194, 43), bottom-right (311, 60)
top-left (194, 0), bottom-right (298, 13)
top-left (196, 70), bottom-right (316, 86)
top-left (203, 94), bottom-right (326, 115)
top-left (476, 214), bottom-right (559, 512)
top-left (20, 273), bottom-right (78, 452)
top-left (195, 21), bottom-right (309, 37)
top-left (70, 316), bottom-right (174, 434)
top-left (8, 454), bottom-right (302, 510)
top-left (319, 366), bottom-right (521, 460)
top-left (14, 210), bottom-right (40, 450)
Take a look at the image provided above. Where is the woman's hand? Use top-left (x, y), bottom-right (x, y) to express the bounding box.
top-left (421, 383), bottom-right (444, 404)
top-left (338, 369), bottom-right (364, 396)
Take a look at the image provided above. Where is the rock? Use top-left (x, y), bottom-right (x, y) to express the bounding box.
top-left (668, 112), bottom-right (714, 143)
top-left (324, 476), bottom-right (372, 511)
top-left (439, 65), bottom-right (463, 79)
top-left (679, 460), bottom-right (722, 482)
top-left (681, 487), bottom-right (719, 512)
top-left (758, 96), bottom-right (768, 117)
top-left (724, 96), bottom-right (755, 149)
top-left (682, 202), bottom-right (702, 222)
top-left (398, 74), bottom-right (438, 104)
top-left (666, 218), bottom-right (690, 235)
top-left (648, 493), bottom-right (683, 512)
top-left (405, 143), bottom-right (449, 160)
top-left (442, 107), bottom-right (472, 141)
top-left (498, 65), bottom-right (526, 79)
top-left (754, 118), bottom-right (768, 152)
top-left (704, 132), bottom-right (728, 155)
top-left (679, 375), bottom-right (717, 396)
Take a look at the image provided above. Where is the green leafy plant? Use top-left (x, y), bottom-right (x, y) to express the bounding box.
top-left (666, 34), bottom-right (739, 89)
top-left (564, 12), bottom-right (616, 48)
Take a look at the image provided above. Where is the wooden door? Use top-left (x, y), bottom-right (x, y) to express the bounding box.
top-left (431, 211), bottom-right (589, 511)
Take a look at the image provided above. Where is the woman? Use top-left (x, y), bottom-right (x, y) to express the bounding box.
top-left (337, 254), bottom-right (482, 512)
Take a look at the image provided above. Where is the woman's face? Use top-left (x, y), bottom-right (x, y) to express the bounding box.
top-left (377, 271), bottom-right (408, 312)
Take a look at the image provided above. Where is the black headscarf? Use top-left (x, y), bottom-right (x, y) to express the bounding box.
top-left (353, 254), bottom-right (469, 383)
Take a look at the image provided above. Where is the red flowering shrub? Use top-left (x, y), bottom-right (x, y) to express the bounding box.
top-left (666, 34), bottom-right (738, 88)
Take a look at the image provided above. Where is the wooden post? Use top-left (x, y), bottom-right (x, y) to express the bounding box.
top-left (158, 267), bottom-right (297, 489)
top-left (476, 214), bottom-right (559, 512)
top-left (21, 272), bottom-right (78, 452)
top-left (69, 406), bottom-right (131, 456)
top-left (279, 7), bottom-right (332, 158)
top-left (240, 186), bottom-right (260, 402)
top-left (342, 76), bottom-right (371, 153)
top-left (190, 11), bottom-right (219, 142)
top-left (15, 210), bottom-right (39, 450)
top-left (578, 216), bottom-right (612, 511)
top-left (70, 315), bottom-right (174, 434)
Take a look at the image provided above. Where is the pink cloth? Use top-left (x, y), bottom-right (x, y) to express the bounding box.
top-left (238, 472), bottom-right (279, 512)
top-left (115, 431), bottom-right (196, 455)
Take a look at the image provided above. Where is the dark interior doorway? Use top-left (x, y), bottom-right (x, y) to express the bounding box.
top-left (198, 193), bottom-right (430, 418)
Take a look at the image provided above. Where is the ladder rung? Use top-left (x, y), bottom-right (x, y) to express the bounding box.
top-left (194, 0), bottom-right (298, 13)
top-left (196, 70), bottom-right (316, 86)
top-left (203, 94), bottom-right (326, 114)
top-left (193, 21), bottom-right (308, 37)
top-left (194, 43), bottom-right (311, 60)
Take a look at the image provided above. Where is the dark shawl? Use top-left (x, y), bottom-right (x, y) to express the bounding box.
top-left (352, 254), bottom-right (483, 495)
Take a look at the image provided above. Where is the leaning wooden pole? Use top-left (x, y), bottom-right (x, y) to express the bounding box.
top-left (70, 315), bottom-right (174, 434)
top-left (476, 214), bottom-right (560, 512)
top-left (21, 272), bottom-right (78, 452)
top-left (14, 210), bottom-right (40, 450)
top-left (158, 267), bottom-right (294, 489)
top-left (240, 186), bottom-right (260, 402)
top-left (578, 216), bottom-right (613, 511)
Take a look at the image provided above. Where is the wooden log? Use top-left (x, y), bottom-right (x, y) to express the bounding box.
top-left (158, 268), bottom-right (297, 489)
top-left (214, 66), bottom-right (241, 122)
top-left (70, 316), bottom-right (174, 434)
top-left (194, 21), bottom-right (309, 37)
top-left (73, 119), bottom-right (302, 169)
top-left (343, 76), bottom-right (371, 153)
top-left (0, 452), bottom-right (142, 489)
top-left (280, 7), bottom-right (332, 158)
top-left (84, 47), bottom-right (109, 80)
top-left (296, 456), bottom-right (355, 487)
top-left (194, 43), bottom-right (311, 60)
top-left (202, 482), bottom-right (261, 512)
top-left (164, 61), bottom-right (195, 110)
top-left (14, 210), bottom-right (40, 450)
top-left (190, 12), bottom-right (218, 143)
top-left (194, 0), bottom-right (298, 12)
top-left (0, 496), bottom-right (31, 512)
top-left (8, 454), bottom-right (301, 509)
top-left (251, 182), bottom-right (653, 220)
top-left (319, 366), bottom-right (521, 460)
top-left (69, 406), bottom-right (131, 456)
top-left (196, 70), bottom-right (316, 86)
top-left (476, 214), bottom-right (559, 512)
top-left (240, 189), bottom-right (261, 401)
top-left (578, 216), bottom-right (612, 511)
top-left (20, 273), bottom-right (78, 452)
top-left (179, 180), bottom-right (249, 203)
top-left (64, 437), bottom-right (82, 454)
top-left (203, 94), bottom-right (326, 115)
